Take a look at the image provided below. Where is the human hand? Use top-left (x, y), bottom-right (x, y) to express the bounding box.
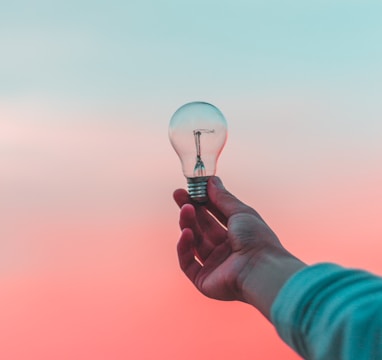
top-left (174, 177), bottom-right (305, 318)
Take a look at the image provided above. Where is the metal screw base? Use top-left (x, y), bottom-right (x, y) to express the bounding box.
top-left (187, 176), bottom-right (210, 203)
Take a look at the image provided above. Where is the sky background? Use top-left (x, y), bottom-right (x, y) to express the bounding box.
top-left (1, 1), bottom-right (382, 359)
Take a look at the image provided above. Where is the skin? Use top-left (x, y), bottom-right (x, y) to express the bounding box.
top-left (173, 176), bottom-right (306, 320)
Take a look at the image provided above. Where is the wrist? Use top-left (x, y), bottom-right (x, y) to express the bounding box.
top-left (239, 246), bottom-right (306, 320)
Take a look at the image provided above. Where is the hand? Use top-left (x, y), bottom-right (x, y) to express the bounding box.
top-left (173, 177), bottom-right (305, 319)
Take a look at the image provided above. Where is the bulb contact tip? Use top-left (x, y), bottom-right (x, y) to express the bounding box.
top-left (187, 176), bottom-right (210, 203)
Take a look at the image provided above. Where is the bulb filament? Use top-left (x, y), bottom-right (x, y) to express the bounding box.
top-left (193, 129), bottom-right (214, 176)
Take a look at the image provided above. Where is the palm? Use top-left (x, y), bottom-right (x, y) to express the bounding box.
top-left (193, 240), bottom-right (255, 302)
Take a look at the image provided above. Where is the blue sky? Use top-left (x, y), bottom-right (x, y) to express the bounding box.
top-left (2, 1), bottom-right (382, 183)
top-left (1, 0), bottom-right (381, 106)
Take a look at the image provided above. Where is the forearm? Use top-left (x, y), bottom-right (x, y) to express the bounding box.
top-left (271, 263), bottom-right (382, 359)
top-left (240, 246), bottom-right (306, 320)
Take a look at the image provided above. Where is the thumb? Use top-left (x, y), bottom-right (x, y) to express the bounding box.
top-left (208, 177), bottom-right (254, 218)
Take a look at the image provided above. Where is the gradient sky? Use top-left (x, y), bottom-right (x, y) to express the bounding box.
top-left (1, 1), bottom-right (382, 359)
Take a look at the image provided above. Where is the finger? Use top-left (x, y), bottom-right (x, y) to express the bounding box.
top-left (179, 204), bottom-right (216, 261)
top-left (175, 187), bottom-right (227, 234)
top-left (173, 188), bottom-right (190, 208)
top-left (177, 228), bottom-right (202, 282)
top-left (173, 184), bottom-right (231, 226)
top-left (173, 187), bottom-right (226, 229)
top-left (207, 177), bottom-right (263, 221)
top-left (179, 204), bottom-right (199, 231)
top-left (203, 201), bottom-right (228, 228)
top-left (194, 206), bottom-right (227, 244)
top-left (180, 203), bottom-right (227, 244)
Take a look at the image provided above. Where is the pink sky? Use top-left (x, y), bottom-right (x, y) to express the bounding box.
top-left (2, 97), bottom-right (382, 359)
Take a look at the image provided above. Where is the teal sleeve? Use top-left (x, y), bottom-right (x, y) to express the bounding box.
top-left (271, 263), bottom-right (382, 360)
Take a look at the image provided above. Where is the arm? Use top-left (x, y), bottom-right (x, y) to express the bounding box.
top-left (174, 177), bottom-right (382, 359)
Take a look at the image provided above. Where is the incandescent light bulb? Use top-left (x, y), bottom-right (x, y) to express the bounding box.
top-left (169, 101), bottom-right (228, 203)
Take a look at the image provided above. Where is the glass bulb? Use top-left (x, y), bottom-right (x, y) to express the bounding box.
top-left (169, 101), bottom-right (228, 203)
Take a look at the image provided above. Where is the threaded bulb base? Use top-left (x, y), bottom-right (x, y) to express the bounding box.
top-left (187, 176), bottom-right (210, 203)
